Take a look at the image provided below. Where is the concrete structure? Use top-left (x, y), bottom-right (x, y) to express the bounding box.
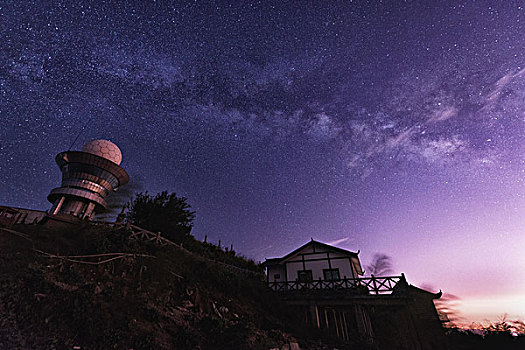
top-left (47, 140), bottom-right (129, 220)
top-left (263, 240), bottom-right (446, 349)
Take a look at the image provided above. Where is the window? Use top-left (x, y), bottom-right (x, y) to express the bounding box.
top-left (297, 270), bottom-right (313, 282)
top-left (323, 268), bottom-right (340, 281)
top-left (273, 274), bottom-right (280, 280)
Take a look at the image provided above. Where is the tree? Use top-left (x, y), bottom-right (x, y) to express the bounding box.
top-left (125, 191), bottom-right (195, 243)
top-left (97, 177), bottom-right (143, 221)
top-left (365, 253), bottom-right (393, 276)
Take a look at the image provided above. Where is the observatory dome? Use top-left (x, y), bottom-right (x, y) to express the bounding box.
top-left (82, 140), bottom-right (122, 165)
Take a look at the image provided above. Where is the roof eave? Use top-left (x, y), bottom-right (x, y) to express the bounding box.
top-left (265, 239), bottom-right (359, 265)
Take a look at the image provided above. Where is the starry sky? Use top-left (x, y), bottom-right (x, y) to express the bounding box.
top-left (1, 1), bottom-right (524, 324)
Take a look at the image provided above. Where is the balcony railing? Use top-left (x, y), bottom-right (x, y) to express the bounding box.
top-left (267, 274), bottom-right (406, 295)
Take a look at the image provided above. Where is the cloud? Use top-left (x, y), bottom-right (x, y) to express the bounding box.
top-left (212, 57), bottom-right (517, 180)
top-left (326, 237), bottom-right (351, 246)
top-left (386, 125), bottom-right (418, 149)
top-left (6, 53), bottom-right (47, 83)
top-left (341, 109), bottom-right (477, 176)
top-left (9, 35), bottom-right (509, 181)
top-left (305, 113), bottom-right (342, 140)
top-left (335, 61), bottom-right (525, 177)
top-left (417, 136), bottom-right (468, 164)
top-left (428, 106), bottom-right (458, 123)
top-left (482, 67), bottom-right (525, 111)
top-left (95, 49), bottom-right (185, 88)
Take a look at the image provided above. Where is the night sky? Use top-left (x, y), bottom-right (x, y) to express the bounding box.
top-left (1, 1), bottom-right (524, 324)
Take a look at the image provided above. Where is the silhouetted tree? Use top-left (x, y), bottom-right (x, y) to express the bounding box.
top-left (97, 177), bottom-right (144, 221)
top-left (511, 319), bottom-right (525, 334)
top-left (479, 315), bottom-right (525, 349)
top-left (125, 191), bottom-right (195, 243)
top-left (446, 315), bottom-right (525, 349)
top-left (365, 253), bottom-right (393, 276)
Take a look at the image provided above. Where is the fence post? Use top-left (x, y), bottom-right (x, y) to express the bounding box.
top-left (371, 274), bottom-right (378, 294)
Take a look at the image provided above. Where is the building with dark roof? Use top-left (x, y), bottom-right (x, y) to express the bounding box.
top-left (262, 239), bottom-right (363, 288)
top-left (262, 239), bottom-right (446, 349)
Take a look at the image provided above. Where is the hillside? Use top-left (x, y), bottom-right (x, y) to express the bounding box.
top-left (0, 223), bottom-right (348, 350)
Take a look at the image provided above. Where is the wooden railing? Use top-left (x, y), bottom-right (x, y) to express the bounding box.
top-left (267, 274), bottom-right (406, 295)
top-left (90, 220), bottom-right (263, 278)
top-left (91, 221), bottom-right (175, 246)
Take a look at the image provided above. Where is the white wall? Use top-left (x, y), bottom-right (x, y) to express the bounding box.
top-left (268, 243), bottom-right (363, 282)
top-left (304, 260), bottom-right (330, 280)
top-left (286, 261), bottom-right (304, 281)
top-left (330, 258), bottom-right (354, 279)
top-left (326, 251), bottom-right (349, 259)
top-left (268, 265), bottom-right (285, 283)
top-left (284, 256), bottom-right (354, 281)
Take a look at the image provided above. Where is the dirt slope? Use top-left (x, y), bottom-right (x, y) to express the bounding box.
top-left (0, 224), bottom-right (320, 350)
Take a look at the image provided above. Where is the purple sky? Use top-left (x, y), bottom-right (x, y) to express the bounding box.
top-left (1, 1), bottom-right (523, 323)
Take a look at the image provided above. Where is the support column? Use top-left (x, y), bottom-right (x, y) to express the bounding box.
top-left (333, 309), bottom-right (340, 338)
top-left (342, 311), bottom-right (349, 341)
top-left (342, 311), bottom-right (350, 341)
top-left (309, 304), bottom-right (320, 328)
top-left (51, 196), bottom-right (65, 215)
top-left (354, 304), bottom-right (374, 342)
top-left (83, 202), bottom-right (96, 219)
top-left (336, 311), bottom-right (344, 340)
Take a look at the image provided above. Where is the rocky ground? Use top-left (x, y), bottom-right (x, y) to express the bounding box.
top-left (0, 224), bottom-right (352, 350)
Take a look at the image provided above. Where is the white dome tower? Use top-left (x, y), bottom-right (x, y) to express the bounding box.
top-left (47, 140), bottom-right (129, 220)
top-left (82, 140), bottom-right (123, 165)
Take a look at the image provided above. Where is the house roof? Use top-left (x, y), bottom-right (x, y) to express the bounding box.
top-left (262, 239), bottom-right (359, 267)
top-left (408, 285), bottom-right (443, 299)
top-left (392, 279), bottom-right (442, 299)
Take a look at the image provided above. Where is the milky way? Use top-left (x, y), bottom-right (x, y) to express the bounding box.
top-left (1, 2), bottom-right (524, 322)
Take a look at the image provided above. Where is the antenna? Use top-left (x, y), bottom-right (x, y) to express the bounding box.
top-left (68, 112), bottom-right (95, 150)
